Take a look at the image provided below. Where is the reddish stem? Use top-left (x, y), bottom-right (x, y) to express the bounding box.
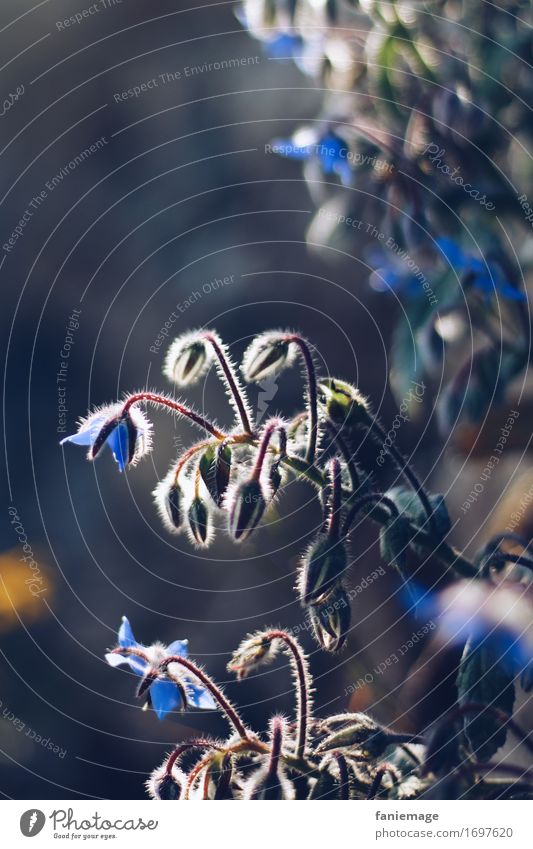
top-left (286, 335), bottom-right (318, 463)
top-left (122, 392), bottom-right (225, 439)
top-left (262, 630), bottom-right (310, 759)
top-left (202, 332), bottom-right (252, 434)
top-left (252, 418), bottom-right (287, 480)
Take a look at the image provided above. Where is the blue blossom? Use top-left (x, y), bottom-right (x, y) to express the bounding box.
top-left (60, 403), bottom-right (152, 472)
top-left (404, 581), bottom-right (533, 673)
top-left (105, 616), bottom-right (217, 719)
top-left (271, 129), bottom-right (353, 186)
top-left (436, 237), bottom-right (525, 301)
top-left (263, 32), bottom-right (303, 59)
top-left (366, 247), bottom-right (422, 296)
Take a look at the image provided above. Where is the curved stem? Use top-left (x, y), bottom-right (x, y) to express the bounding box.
top-left (342, 492), bottom-right (399, 537)
top-left (173, 439), bottom-right (216, 481)
top-left (122, 392), bottom-right (225, 439)
top-left (202, 332), bottom-right (253, 434)
top-left (286, 335), bottom-right (318, 463)
top-left (252, 418), bottom-right (287, 480)
top-left (262, 630), bottom-right (311, 759)
top-left (165, 739), bottom-right (221, 776)
top-left (110, 647), bottom-right (249, 740)
top-left (160, 655), bottom-right (250, 741)
top-left (367, 416), bottom-right (437, 534)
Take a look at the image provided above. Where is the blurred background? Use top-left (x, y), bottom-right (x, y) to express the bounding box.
top-left (0, 0), bottom-right (531, 799)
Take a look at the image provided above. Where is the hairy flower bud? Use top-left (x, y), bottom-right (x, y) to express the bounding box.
top-left (199, 443), bottom-right (232, 507)
top-left (164, 332), bottom-right (211, 386)
top-left (154, 470), bottom-right (184, 533)
top-left (242, 765), bottom-right (295, 800)
top-left (228, 478), bottom-right (266, 541)
top-left (242, 333), bottom-right (295, 382)
top-left (318, 715), bottom-right (390, 757)
top-left (204, 752), bottom-right (235, 800)
top-left (146, 766), bottom-right (184, 799)
top-left (297, 535), bottom-right (348, 605)
top-left (228, 632), bottom-right (279, 680)
top-left (318, 378), bottom-right (371, 429)
top-left (61, 403), bottom-right (152, 472)
top-left (309, 583), bottom-right (351, 652)
top-left (186, 495), bottom-right (212, 548)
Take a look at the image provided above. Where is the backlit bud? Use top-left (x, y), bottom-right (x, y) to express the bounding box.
top-left (242, 333), bottom-right (295, 382)
top-left (146, 765), bottom-right (184, 800)
top-left (318, 378), bottom-right (371, 429)
top-left (199, 443), bottom-right (232, 507)
top-left (309, 583), bottom-right (351, 652)
top-left (186, 496), bottom-right (213, 548)
top-left (228, 632), bottom-right (279, 680)
top-left (228, 478), bottom-right (266, 541)
top-left (318, 715), bottom-right (390, 757)
top-left (204, 752), bottom-right (235, 800)
top-left (297, 535), bottom-right (348, 605)
top-left (164, 332), bottom-right (211, 386)
top-left (153, 469), bottom-right (184, 533)
top-left (242, 765), bottom-right (295, 800)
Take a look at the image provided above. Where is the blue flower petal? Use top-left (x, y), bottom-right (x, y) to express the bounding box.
top-left (264, 33), bottom-right (303, 59)
top-left (166, 639), bottom-right (189, 658)
top-left (118, 616), bottom-right (138, 648)
top-left (185, 682), bottom-right (217, 710)
top-left (107, 421), bottom-right (130, 472)
top-left (59, 414), bottom-right (108, 447)
top-left (105, 652), bottom-right (148, 676)
top-left (149, 679), bottom-right (183, 719)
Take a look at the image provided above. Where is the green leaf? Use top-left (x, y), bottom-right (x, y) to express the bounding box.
top-left (386, 486), bottom-right (451, 541)
top-left (457, 638), bottom-right (516, 761)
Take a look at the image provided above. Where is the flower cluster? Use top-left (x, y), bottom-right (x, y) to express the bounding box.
top-left (64, 328), bottom-right (533, 799)
top-left (63, 328), bottom-right (533, 663)
top-left (107, 623), bottom-right (533, 800)
top-left (238, 0), bottom-right (531, 436)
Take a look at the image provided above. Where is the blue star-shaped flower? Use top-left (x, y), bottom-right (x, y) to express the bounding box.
top-left (60, 404), bottom-right (152, 472)
top-left (271, 130), bottom-right (353, 186)
top-left (105, 617), bottom-right (216, 719)
top-left (436, 237), bottom-right (525, 302)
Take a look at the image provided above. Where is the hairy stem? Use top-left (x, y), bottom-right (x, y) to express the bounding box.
top-left (122, 392), bottom-right (225, 439)
top-left (202, 332), bottom-right (252, 434)
top-left (286, 335), bottom-right (318, 463)
top-left (262, 630), bottom-right (311, 759)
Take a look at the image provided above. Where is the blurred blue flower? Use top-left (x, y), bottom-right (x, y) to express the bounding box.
top-left (105, 616), bottom-right (217, 719)
top-left (271, 130), bottom-right (353, 186)
top-left (263, 32), bottom-right (303, 59)
top-left (404, 581), bottom-right (533, 673)
top-left (60, 404), bottom-right (152, 472)
top-left (436, 237), bottom-right (525, 301)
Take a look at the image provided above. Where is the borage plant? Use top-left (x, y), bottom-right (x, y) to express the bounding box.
top-left (63, 329), bottom-right (533, 799)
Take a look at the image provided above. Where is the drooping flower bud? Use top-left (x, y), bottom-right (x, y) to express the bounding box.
top-left (242, 764), bottom-right (295, 800)
top-left (186, 495), bottom-right (212, 548)
top-left (227, 632), bottom-right (279, 680)
top-left (199, 443), bottom-right (232, 507)
top-left (318, 378), bottom-right (371, 430)
top-left (146, 765), bottom-right (184, 799)
top-left (163, 332), bottom-right (211, 386)
top-left (153, 469), bottom-right (185, 533)
top-left (317, 714), bottom-right (390, 758)
top-left (309, 583), bottom-right (351, 652)
top-left (228, 478), bottom-right (266, 541)
top-left (242, 333), bottom-right (295, 382)
top-left (297, 535), bottom-right (348, 605)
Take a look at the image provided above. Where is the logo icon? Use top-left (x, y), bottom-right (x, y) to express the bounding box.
top-left (20, 810), bottom-right (46, 837)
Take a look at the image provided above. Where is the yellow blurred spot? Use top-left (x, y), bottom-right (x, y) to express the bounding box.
top-left (0, 548), bottom-right (54, 633)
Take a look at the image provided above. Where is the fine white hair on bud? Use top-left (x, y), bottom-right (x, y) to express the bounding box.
top-left (317, 378), bottom-right (371, 429)
top-left (153, 467), bottom-right (186, 534)
top-left (146, 764), bottom-right (185, 800)
top-left (163, 330), bottom-right (212, 387)
top-left (241, 331), bottom-right (297, 383)
top-left (227, 631), bottom-right (280, 679)
top-left (226, 478), bottom-right (267, 541)
top-left (185, 490), bottom-right (215, 549)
